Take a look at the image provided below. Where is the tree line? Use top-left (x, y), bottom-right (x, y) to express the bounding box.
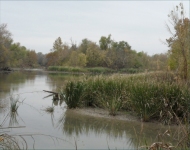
top-left (0, 24), bottom-right (46, 68)
top-left (46, 35), bottom-right (168, 72)
top-left (0, 3), bottom-right (189, 78)
top-left (0, 23), bottom-right (168, 71)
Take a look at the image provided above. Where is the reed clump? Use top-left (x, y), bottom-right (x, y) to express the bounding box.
top-left (44, 106), bottom-right (54, 113)
top-left (60, 72), bottom-right (190, 124)
top-left (10, 96), bottom-right (21, 113)
top-left (62, 81), bottom-right (84, 108)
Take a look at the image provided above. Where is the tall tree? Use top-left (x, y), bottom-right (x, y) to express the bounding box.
top-left (0, 24), bottom-right (13, 67)
top-left (25, 50), bottom-right (37, 67)
top-left (166, 3), bottom-right (190, 79)
top-left (52, 37), bottom-right (63, 51)
top-left (86, 42), bottom-right (103, 67)
top-left (99, 34), bottom-right (112, 50)
top-left (10, 43), bottom-right (27, 67)
top-left (78, 38), bottom-right (92, 54)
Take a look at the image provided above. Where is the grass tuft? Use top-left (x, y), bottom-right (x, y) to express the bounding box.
top-left (10, 96), bottom-right (20, 113)
top-left (44, 106), bottom-right (54, 113)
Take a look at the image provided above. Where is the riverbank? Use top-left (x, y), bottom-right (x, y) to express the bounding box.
top-left (61, 72), bottom-right (190, 124)
top-left (70, 107), bottom-right (140, 122)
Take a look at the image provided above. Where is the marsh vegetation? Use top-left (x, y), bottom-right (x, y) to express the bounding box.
top-left (0, 72), bottom-right (187, 149)
top-left (61, 72), bottom-right (190, 124)
top-left (0, 2), bottom-right (189, 149)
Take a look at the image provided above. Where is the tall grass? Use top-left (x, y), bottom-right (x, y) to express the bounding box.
top-left (62, 81), bottom-right (84, 108)
top-left (60, 72), bottom-right (190, 124)
top-left (10, 96), bottom-right (20, 112)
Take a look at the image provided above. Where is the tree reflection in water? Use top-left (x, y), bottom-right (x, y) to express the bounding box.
top-left (56, 109), bottom-right (176, 148)
top-left (57, 110), bottom-right (134, 146)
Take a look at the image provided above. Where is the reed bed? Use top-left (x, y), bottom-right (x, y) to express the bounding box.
top-left (10, 96), bottom-right (20, 113)
top-left (48, 66), bottom-right (87, 73)
top-left (60, 72), bottom-right (190, 124)
top-left (48, 66), bottom-right (145, 74)
top-left (60, 71), bottom-right (190, 149)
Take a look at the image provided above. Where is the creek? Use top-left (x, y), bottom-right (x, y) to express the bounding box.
top-left (0, 70), bottom-right (177, 149)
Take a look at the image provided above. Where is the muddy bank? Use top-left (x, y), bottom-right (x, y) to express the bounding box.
top-left (70, 107), bottom-right (140, 122)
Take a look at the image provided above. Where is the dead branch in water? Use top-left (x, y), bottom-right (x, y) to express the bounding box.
top-left (43, 90), bottom-right (58, 95)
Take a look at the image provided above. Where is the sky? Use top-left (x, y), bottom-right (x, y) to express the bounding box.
top-left (0, 1), bottom-right (189, 55)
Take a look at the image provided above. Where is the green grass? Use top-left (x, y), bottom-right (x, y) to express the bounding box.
top-left (62, 81), bottom-right (84, 109)
top-left (48, 66), bottom-right (115, 74)
top-left (48, 66), bottom-right (87, 73)
top-left (47, 66), bottom-right (146, 74)
top-left (60, 72), bottom-right (190, 124)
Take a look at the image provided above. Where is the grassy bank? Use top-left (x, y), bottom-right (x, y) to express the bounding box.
top-left (47, 66), bottom-right (143, 74)
top-left (60, 71), bottom-right (190, 124)
top-left (60, 71), bottom-right (190, 149)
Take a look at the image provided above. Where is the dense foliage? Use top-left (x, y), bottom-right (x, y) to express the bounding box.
top-left (0, 23), bottom-right (168, 71)
top-left (46, 36), bottom-right (168, 72)
top-left (166, 3), bottom-right (190, 79)
top-left (0, 24), bottom-right (42, 68)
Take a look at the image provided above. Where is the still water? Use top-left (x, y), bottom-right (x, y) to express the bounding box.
top-left (0, 70), bottom-right (176, 149)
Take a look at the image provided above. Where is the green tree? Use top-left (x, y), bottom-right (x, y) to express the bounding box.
top-left (99, 34), bottom-right (112, 50)
top-left (0, 24), bottom-right (13, 67)
top-left (52, 37), bottom-right (63, 52)
top-left (78, 38), bottom-right (92, 54)
top-left (10, 43), bottom-right (28, 67)
top-left (86, 43), bottom-right (103, 67)
top-left (166, 3), bottom-right (190, 79)
top-left (69, 51), bottom-right (87, 67)
top-left (25, 50), bottom-right (38, 67)
top-left (111, 40), bottom-right (131, 51)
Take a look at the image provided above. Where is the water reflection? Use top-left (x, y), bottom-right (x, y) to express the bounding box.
top-left (0, 71), bottom-right (36, 93)
top-left (59, 110), bottom-right (133, 138)
top-left (0, 71), bottom-right (36, 108)
top-left (57, 109), bottom-right (176, 147)
top-left (9, 112), bottom-right (20, 126)
top-left (0, 71), bottom-right (181, 149)
top-left (46, 73), bottom-right (81, 92)
top-left (44, 109), bottom-right (55, 127)
top-left (1, 110), bottom-right (24, 127)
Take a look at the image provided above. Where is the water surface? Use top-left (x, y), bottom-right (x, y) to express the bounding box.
top-left (0, 70), bottom-right (176, 149)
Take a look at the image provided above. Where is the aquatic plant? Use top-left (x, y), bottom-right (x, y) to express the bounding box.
top-left (62, 72), bottom-right (190, 122)
top-left (63, 81), bottom-right (84, 108)
top-left (44, 106), bottom-right (54, 113)
top-left (10, 96), bottom-right (20, 113)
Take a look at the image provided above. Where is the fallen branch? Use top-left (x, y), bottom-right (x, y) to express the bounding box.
top-left (43, 90), bottom-right (58, 95)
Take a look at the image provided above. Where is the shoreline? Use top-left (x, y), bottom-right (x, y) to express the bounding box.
top-left (68, 108), bottom-right (184, 127)
top-left (70, 107), bottom-right (140, 122)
